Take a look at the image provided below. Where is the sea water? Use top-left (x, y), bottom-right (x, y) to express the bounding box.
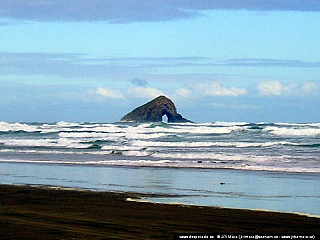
top-left (0, 121), bottom-right (319, 215)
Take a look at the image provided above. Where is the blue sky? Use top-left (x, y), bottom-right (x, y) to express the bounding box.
top-left (0, 0), bottom-right (320, 123)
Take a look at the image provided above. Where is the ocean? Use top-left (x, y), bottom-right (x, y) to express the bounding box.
top-left (0, 121), bottom-right (319, 215)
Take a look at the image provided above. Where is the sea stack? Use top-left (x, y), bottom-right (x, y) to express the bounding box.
top-left (120, 95), bottom-right (192, 123)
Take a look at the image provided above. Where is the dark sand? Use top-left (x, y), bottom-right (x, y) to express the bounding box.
top-left (0, 185), bottom-right (319, 239)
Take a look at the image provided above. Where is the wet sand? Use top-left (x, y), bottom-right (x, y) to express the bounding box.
top-left (0, 184), bottom-right (319, 239)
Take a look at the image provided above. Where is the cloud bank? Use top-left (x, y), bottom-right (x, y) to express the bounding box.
top-left (96, 87), bottom-right (125, 99)
top-left (199, 83), bottom-right (247, 97)
top-left (1, 1), bottom-right (320, 23)
top-left (128, 87), bottom-right (164, 99)
top-left (174, 88), bottom-right (192, 98)
top-left (258, 81), bottom-right (284, 96)
top-left (257, 80), bottom-right (319, 96)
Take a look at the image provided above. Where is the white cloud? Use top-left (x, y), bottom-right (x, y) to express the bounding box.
top-left (258, 80), bottom-right (319, 96)
top-left (200, 83), bottom-right (247, 97)
top-left (174, 88), bottom-right (192, 98)
top-left (128, 87), bottom-right (164, 99)
top-left (258, 80), bottom-right (283, 96)
top-left (302, 82), bottom-right (319, 93)
top-left (96, 87), bottom-right (125, 99)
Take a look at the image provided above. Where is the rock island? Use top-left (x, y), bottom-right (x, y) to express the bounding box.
top-left (120, 95), bottom-right (192, 123)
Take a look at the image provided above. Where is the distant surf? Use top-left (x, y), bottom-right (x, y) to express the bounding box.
top-left (0, 121), bottom-right (319, 173)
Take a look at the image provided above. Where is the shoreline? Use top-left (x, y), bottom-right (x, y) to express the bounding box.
top-left (1, 184), bottom-right (319, 239)
top-left (2, 159), bottom-right (320, 174)
top-left (1, 162), bottom-right (320, 216)
top-left (136, 199), bottom-right (320, 219)
top-left (8, 183), bottom-right (320, 218)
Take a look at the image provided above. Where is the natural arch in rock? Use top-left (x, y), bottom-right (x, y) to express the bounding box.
top-left (120, 95), bottom-right (192, 123)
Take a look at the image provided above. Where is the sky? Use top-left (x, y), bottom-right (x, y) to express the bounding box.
top-left (0, 0), bottom-right (320, 123)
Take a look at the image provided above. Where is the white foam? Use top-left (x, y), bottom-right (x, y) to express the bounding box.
top-left (0, 148), bottom-right (115, 156)
top-left (59, 131), bottom-right (169, 141)
top-left (124, 132), bottom-right (169, 139)
top-left (275, 122), bottom-right (320, 127)
top-left (131, 140), bottom-right (297, 148)
top-left (167, 125), bottom-right (244, 134)
top-left (151, 152), bottom-right (246, 161)
top-left (1, 157), bottom-right (318, 173)
top-left (213, 121), bottom-right (249, 126)
top-left (132, 140), bottom-right (219, 148)
top-left (234, 141), bottom-right (300, 147)
top-left (172, 121), bottom-right (249, 127)
top-left (264, 126), bottom-right (320, 136)
top-left (0, 122), bottom-right (39, 132)
top-left (56, 121), bottom-right (81, 127)
top-left (59, 132), bottom-right (125, 138)
top-left (4, 139), bottom-right (56, 147)
top-left (122, 151), bottom-right (154, 157)
top-left (3, 138), bottom-right (90, 149)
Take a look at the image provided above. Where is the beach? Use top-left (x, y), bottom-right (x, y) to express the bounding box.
top-left (1, 162), bottom-right (320, 216)
top-left (1, 184), bottom-right (319, 239)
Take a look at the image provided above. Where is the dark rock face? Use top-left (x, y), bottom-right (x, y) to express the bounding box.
top-left (120, 96), bottom-right (192, 123)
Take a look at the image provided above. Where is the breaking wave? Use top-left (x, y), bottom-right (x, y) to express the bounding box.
top-left (0, 121), bottom-right (319, 173)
